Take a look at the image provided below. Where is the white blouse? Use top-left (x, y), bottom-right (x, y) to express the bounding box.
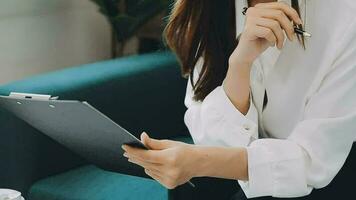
top-left (184, 0), bottom-right (356, 198)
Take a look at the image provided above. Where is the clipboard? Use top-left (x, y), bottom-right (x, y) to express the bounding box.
top-left (0, 92), bottom-right (149, 178)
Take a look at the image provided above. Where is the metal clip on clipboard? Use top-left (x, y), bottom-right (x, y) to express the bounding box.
top-left (9, 92), bottom-right (59, 100)
top-left (9, 92), bottom-right (59, 107)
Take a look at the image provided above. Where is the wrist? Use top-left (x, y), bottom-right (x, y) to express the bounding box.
top-left (229, 45), bottom-right (254, 70)
top-left (188, 145), bottom-right (211, 178)
top-left (228, 59), bottom-right (252, 71)
top-left (189, 146), bottom-right (249, 181)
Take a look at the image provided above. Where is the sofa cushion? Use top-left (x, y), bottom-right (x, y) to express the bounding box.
top-left (28, 136), bottom-right (193, 200)
top-left (28, 165), bottom-right (167, 200)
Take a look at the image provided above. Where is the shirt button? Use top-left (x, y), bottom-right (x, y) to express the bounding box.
top-left (243, 124), bottom-right (251, 131)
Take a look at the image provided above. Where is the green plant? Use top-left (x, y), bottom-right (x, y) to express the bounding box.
top-left (91, 0), bottom-right (171, 43)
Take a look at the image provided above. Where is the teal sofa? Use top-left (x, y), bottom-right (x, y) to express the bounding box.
top-left (0, 52), bottom-right (191, 200)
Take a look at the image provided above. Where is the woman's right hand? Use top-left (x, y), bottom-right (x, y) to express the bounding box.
top-left (229, 2), bottom-right (303, 67)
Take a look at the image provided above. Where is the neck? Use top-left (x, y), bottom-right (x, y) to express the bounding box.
top-left (248, 0), bottom-right (277, 7)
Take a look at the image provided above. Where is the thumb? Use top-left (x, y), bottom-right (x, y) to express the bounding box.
top-left (140, 132), bottom-right (172, 150)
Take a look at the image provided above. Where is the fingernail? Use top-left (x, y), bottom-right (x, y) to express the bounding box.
top-left (123, 153), bottom-right (128, 158)
top-left (121, 145), bottom-right (127, 151)
top-left (298, 19), bottom-right (303, 25)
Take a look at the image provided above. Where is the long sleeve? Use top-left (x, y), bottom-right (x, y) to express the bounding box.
top-left (184, 24), bottom-right (356, 198)
top-left (239, 31), bottom-right (356, 198)
top-left (184, 60), bottom-right (259, 147)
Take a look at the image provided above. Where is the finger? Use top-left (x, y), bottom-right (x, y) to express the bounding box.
top-left (255, 2), bottom-right (302, 25)
top-left (145, 169), bottom-right (163, 179)
top-left (144, 169), bottom-right (176, 189)
top-left (258, 8), bottom-right (294, 42)
top-left (252, 25), bottom-right (280, 48)
top-left (126, 152), bottom-right (163, 166)
top-left (123, 145), bottom-right (164, 163)
top-left (144, 167), bottom-right (162, 175)
top-left (255, 18), bottom-right (281, 47)
top-left (141, 132), bottom-right (176, 150)
top-left (128, 157), bottom-right (162, 170)
top-left (131, 157), bottom-right (177, 181)
top-left (140, 132), bottom-right (150, 147)
top-left (145, 169), bottom-right (165, 184)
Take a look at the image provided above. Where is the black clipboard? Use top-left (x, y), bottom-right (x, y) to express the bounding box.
top-left (0, 92), bottom-right (149, 178)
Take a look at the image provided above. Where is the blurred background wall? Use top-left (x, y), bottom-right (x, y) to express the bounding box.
top-left (0, 0), bottom-right (112, 84)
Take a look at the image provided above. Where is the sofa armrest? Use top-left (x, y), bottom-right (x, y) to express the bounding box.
top-left (0, 51), bottom-right (188, 195)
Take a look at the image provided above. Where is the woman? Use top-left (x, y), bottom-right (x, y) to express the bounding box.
top-left (122, 0), bottom-right (356, 199)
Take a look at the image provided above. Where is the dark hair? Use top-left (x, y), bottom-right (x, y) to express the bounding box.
top-left (164, 0), bottom-right (302, 101)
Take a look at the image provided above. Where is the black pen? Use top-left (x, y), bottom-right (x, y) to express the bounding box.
top-left (294, 26), bottom-right (312, 37)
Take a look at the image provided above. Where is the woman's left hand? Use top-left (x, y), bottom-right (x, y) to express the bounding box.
top-left (122, 132), bottom-right (197, 189)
